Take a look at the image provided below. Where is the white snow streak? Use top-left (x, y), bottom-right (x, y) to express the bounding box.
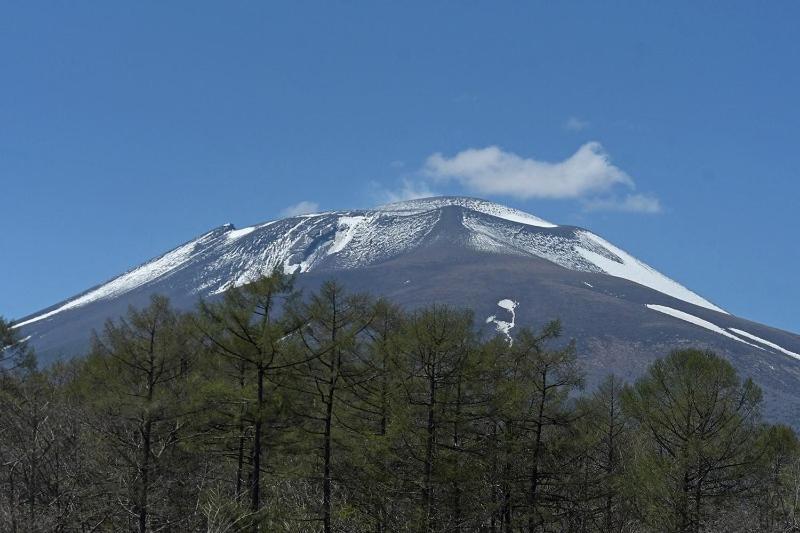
top-left (579, 232), bottom-right (726, 314)
top-left (645, 305), bottom-right (762, 350)
top-left (729, 328), bottom-right (800, 360)
top-left (14, 234), bottom-right (214, 328)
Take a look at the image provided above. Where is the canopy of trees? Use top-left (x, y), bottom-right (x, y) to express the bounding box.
top-left (1, 273), bottom-right (798, 532)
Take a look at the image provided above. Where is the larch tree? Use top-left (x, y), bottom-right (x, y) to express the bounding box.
top-left (195, 270), bottom-right (303, 528)
top-left (78, 295), bottom-right (199, 532)
top-left (622, 349), bottom-right (764, 533)
top-left (291, 280), bottom-right (375, 533)
top-left (393, 305), bottom-right (475, 532)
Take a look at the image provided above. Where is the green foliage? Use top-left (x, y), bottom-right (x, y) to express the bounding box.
top-left (74, 295), bottom-right (202, 531)
top-left (1, 286), bottom-right (798, 532)
top-left (622, 349), bottom-right (765, 532)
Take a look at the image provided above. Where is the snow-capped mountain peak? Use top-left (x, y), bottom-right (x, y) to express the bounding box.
top-left (14, 196), bottom-right (724, 329)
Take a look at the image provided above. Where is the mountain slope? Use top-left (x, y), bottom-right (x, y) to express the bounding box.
top-left (15, 197), bottom-right (723, 330)
top-left (14, 197), bottom-right (800, 424)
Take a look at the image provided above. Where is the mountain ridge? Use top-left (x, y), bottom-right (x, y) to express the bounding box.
top-left (15, 196), bottom-right (725, 329)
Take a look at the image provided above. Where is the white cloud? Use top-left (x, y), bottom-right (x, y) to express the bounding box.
top-left (564, 116), bottom-right (590, 132)
top-left (582, 193), bottom-right (663, 214)
top-left (423, 142), bottom-right (632, 200)
top-left (280, 200), bottom-right (320, 217)
top-left (378, 179), bottom-right (436, 204)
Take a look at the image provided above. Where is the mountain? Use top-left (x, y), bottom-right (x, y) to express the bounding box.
top-left (13, 197), bottom-right (800, 424)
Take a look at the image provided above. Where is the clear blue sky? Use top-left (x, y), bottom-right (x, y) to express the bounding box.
top-left (1, 2), bottom-right (799, 333)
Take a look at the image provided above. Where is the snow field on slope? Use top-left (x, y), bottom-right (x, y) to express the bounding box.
top-left (210, 210), bottom-right (439, 294)
top-left (646, 304), bottom-right (761, 349)
top-left (14, 231), bottom-right (221, 328)
top-left (460, 214), bottom-right (725, 315)
top-left (378, 197), bottom-right (558, 228)
top-left (578, 232), bottom-right (726, 314)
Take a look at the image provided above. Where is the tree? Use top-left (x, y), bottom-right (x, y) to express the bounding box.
top-left (622, 349), bottom-right (764, 532)
top-left (0, 363), bottom-right (95, 531)
top-left (340, 298), bottom-right (407, 531)
top-left (508, 324), bottom-right (582, 531)
top-left (78, 295), bottom-right (199, 532)
top-left (0, 317), bottom-right (34, 370)
top-left (195, 271), bottom-right (302, 528)
top-left (569, 374), bottom-right (632, 532)
top-left (6, 286), bottom-right (800, 532)
top-left (291, 281), bottom-right (375, 533)
top-left (391, 305), bottom-right (476, 532)
top-left (747, 424), bottom-right (800, 531)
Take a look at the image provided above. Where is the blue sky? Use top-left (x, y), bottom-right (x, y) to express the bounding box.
top-left (1, 2), bottom-right (799, 333)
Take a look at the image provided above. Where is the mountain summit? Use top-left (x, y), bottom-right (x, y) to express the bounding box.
top-left (15, 196), bottom-right (800, 423)
top-left (16, 196), bottom-right (721, 329)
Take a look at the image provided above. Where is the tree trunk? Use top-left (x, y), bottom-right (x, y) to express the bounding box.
top-left (138, 417), bottom-right (152, 533)
top-left (235, 360), bottom-right (246, 498)
top-left (604, 393), bottom-right (617, 533)
top-left (528, 372), bottom-right (547, 533)
top-left (322, 297), bottom-right (340, 533)
top-left (423, 369), bottom-right (437, 532)
top-left (251, 364), bottom-right (265, 522)
top-left (139, 337), bottom-right (156, 533)
top-left (323, 384), bottom-right (334, 533)
top-left (452, 374), bottom-right (463, 532)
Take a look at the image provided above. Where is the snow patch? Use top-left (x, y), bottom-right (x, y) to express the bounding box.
top-left (583, 282), bottom-right (593, 288)
top-left (578, 232), bottom-right (726, 314)
top-left (497, 299), bottom-right (517, 311)
top-left (486, 299), bottom-right (519, 344)
top-left (646, 305), bottom-right (762, 349)
top-left (329, 216), bottom-right (366, 254)
top-left (226, 226), bottom-right (257, 241)
top-left (729, 328), bottom-right (800, 360)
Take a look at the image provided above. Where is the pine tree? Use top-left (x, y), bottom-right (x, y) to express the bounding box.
top-left (570, 374), bottom-right (631, 532)
top-left (479, 321), bottom-right (582, 531)
top-left (748, 424), bottom-right (800, 530)
top-left (340, 298), bottom-right (407, 531)
top-left (5, 286), bottom-right (800, 532)
top-left (77, 295), bottom-right (199, 532)
top-left (622, 349), bottom-right (764, 533)
top-left (195, 271), bottom-right (302, 528)
top-left (389, 304), bottom-right (475, 531)
top-left (290, 281), bottom-right (375, 533)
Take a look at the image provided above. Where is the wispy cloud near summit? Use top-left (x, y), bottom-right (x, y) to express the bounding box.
top-left (376, 179), bottom-right (436, 204)
top-left (374, 143), bottom-right (661, 214)
top-left (280, 200), bottom-right (320, 216)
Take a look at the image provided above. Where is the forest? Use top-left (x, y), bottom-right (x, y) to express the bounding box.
top-left (1, 271), bottom-right (799, 532)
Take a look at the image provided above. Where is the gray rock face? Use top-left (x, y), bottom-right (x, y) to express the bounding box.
top-left (14, 197), bottom-right (800, 424)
